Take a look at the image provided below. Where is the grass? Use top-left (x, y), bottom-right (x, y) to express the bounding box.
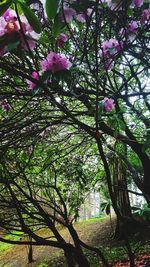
top-left (76, 216), bottom-right (107, 225)
top-left (0, 231), bottom-right (23, 253)
top-left (37, 263), bottom-right (49, 267)
top-left (0, 242), bottom-right (13, 252)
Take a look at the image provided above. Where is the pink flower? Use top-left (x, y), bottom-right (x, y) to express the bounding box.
top-left (102, 39), bottom-right (122, 57)
top-left (101, 39), bottom-right (123, 70)
top-left (106, 0), bottom-right (122, 10)
top-left (27, 71), bottom-right (39, 90)
top-left (5, 21), bottom-right (19, 34)
top-left (3, 9), bottom-right (17, 22)
top-left (0, 48), bottom-right (5, 56)
top-left (76, 9), bottom-right (93, 23)
top-left (104, 98), bottom-right (115, 112)
top-left (20, 15), bottom-right (33, 33)
top-left (56, 33), bottom-right (68, 48)
top-left (61, 7), bottom-right (76, 23)
top-left (141, 9), bottom-right (150, 24)
top-left (1, 99), bottom-right (10, 112)
top-left (132, 0), bottom-right (144, 7)
top-left (21, 38), bottom-right (37, 51)
top-left (1, 9), bottom-right (19, 35)
top-left (20, 15), bottom-right (40, 39)
top-left (0, 10), bottom-right (39, 53)
top-left (127, 21), bottom-right (138, 33)
top-left (0, 17), bottom-right (7, 37)
top-left (76, 13), bottom-right (86, 23)
top-left (120, 21), bottom-right (138, 41)
top-left (19, 15), bottom-right (40, 51)
top-left (41, 52), bottom-right (72, 73)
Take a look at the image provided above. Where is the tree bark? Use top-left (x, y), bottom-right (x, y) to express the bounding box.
top-left (28, 236), bottom-right (34, 263)
top-left (64, 248), bottom-right (76, 267)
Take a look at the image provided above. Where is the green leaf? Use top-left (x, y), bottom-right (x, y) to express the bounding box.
top-left (53, 14), bottom-right (65, 37)
top-left (45, 0), bottom-right (60, 21)
top-left (39, 33), bottom-right (50, 45)
top-left (0, 0), bottom-right (12, 16)
top-left (32, 87), bottom-right (42, 95)
top-left (142, 136), bottom-right (150, 152)
top-left (127, 8), bottom-right (133, 17)
top-left (18, 2), bottom-right (42, 33)
top-left (98, 101), bottom-right (103, 114)
top-left (0, 35), bottom-right (7, 48)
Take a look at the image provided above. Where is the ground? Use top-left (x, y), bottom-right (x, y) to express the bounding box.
top-left (0, 217), bottom-right (150, 267)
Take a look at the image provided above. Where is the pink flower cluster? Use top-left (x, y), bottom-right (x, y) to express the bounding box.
top-left (60, 5), bottom-right (92, 23)
top-left (41, 52), bottom-right (72, 73)
top-left (76, 9), bottom-right (93, 23)
top-left (26, 71), bottom-right (39, 90)
top-left (141, 9), bottom-right (150, 24)
top-left (102, 38), bottom-right (122, 56)
top-left (56, 33), bottom-right (68, 48)
top-left (27, 53), bottom-right (71, 89)
top-left (104, 98), bottom-right (115, 112)
top-left (0, 8), bottom-right (40, 54)
top-left (120, 7), bottom-right (150, 41)
top-left (133, 0), bottom-right (144, 7)
top-left (105, 0), bottom-right (122, 10)
top-left (127, 21), bottom-right (138, 33)
top-left (104, 0), bottom-right (144, 9)
top-left (1, 99), bottom-right (10, 112)
top-left (0, 9), bottom-right (18, 37)
top-left (101, 38), bottom-right (123, 69)
top-left (120, 21), bottom-right (139, 41)
top-left (61, 7), bottom-right (76, 23)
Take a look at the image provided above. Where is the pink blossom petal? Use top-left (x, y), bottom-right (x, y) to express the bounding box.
top-left (104, 97), bottom-right (115, 112)
top-left (41, 52), bottom-right (72, 73)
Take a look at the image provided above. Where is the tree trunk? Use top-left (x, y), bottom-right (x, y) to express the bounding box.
top-left (113, 143), bottom-right (132, 238)
top-left (67, 225), bottom-right (90, 267)
top-left (74, 249), bottom-right (90, 267)
top-left (64, 248), bottom-right (76, 267)
top-left (123, 233), bottom-right (135, 267)
top-left (64, 245), bottom-right (90, 267)
top-left (28, 236), bottom-right (34, 263)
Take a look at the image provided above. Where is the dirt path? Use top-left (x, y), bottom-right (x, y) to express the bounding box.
top-left (0, 217), bottom-right (114, 267)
